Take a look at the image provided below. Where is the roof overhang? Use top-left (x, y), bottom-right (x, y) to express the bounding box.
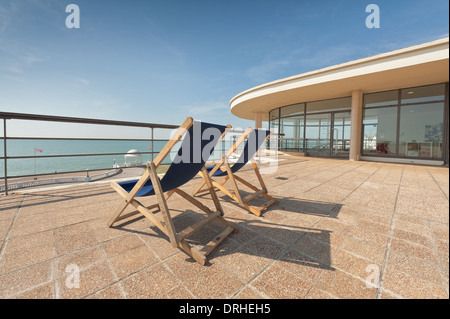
top-left (230, 38), bottom-right (449, 121)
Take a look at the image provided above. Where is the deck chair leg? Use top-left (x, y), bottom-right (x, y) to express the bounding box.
top-left (109, 182), bottom-right (170, 235)
top-left (107, 169), bottom-right (153, 227)
top-left (174, 186), bottom-right (235, 231)
top-left (201, 166), bottom-right (225, 215)
top-left (179, 240), bottom-right (207, 266)
top-left (233, 174), bottom-right (278, 203)
top-left (107, 199), bottom-right (130, 227)
top-left (173, 188), bottom-right (213, 215)
top-left (219, 160), bottom-right (278, 217)
top-left (178, 225), bottom-right (236, 266)
top-left (251, 158), bottom-right (267, 192)
top-left (109, 189), bottom-right (175, 225)
top-left (223, 161), bottom-right (244, 205)
top-left (192, 179), bottom-right (208, 197)
top-left (193, 161), bottom-right (227, 197)
top-left (196, 174), bottom-right (230, 197)
top-left (174, 170), bottom-right (237, 264)
top-left (212, 181), bottom-right (242, 207)
top-left (148, 162), bottom-right (178, 248)
top-left (218, 175), bottom-right (230, 188)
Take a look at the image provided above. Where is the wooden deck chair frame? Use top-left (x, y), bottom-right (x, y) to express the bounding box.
top-left (193, 127), bottom-right (278, 217)
top-left (107, 117), bottom-right (237, 265)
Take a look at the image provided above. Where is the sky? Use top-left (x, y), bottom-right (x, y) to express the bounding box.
top-left (0, 0), bottom-right (448, 138)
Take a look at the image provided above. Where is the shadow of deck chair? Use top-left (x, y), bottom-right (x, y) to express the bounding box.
top-left (107, 117), bottom-right (237, 265)
top-left (193, 127), bottom-right (279, 217)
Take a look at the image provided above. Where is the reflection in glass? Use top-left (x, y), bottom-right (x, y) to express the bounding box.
top-left (305, 113), bottom-right (331, 154)
top-left (307, 97), bottom-right (351, 113)
top-left (401, 84), bottom-right (445, 104)
top-left (269, 109), bottom-right (280, 121)
top-left (269, 119), bottom-right (280, 151)
top-left (280, 103), bottom-right (305, 117)
top-left (364, 90), bottom-right (398, 108)
top-left (362, 107), bottom-right (398, 156)
top-left (269, 119), bottom-right (279, 134)
top-left (398, 103), bottom-right (444, 158)
top-left (333, 112), bottom-right (351, 156)
top-left (280, 116), bottom-right (304, 151)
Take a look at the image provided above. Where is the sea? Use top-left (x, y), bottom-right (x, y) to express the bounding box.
top-left (0, 139), bottom-right (233, 179)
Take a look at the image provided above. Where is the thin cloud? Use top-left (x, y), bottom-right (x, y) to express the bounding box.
top-left (0, 1), bottom-right (20, 37)
top-left (73, 77), bottom-right (89, 86)
top-left (186, 101), bottom-right (229, 114)
top-left (0, 52), bottom-right (45, 75)
top-left (23, 52), bottom-right (44, 65)
top-left (246, 58), bottom-right (291, 84)
top-left (245, 43), bottom-right (376, 84)
top-left (297, 44), bottom-right (370, 70)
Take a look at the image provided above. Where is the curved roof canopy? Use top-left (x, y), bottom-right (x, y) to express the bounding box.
top-left (230, 38), bottom-right (449, 121)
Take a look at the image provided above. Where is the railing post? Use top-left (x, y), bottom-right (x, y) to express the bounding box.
top-left (3, 119), bottom-right (8, 196)
top-left (151, 127), bottom-right (154, 162)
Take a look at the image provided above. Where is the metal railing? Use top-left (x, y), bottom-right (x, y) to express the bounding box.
top-left (275, 137), bottom-right (351, 155)
top-left (0, 113), bottom-right (285, 195)
top-left (277, 137), bottom-right (305, 152)
top-left (0, 112), bottom-right (179, 195)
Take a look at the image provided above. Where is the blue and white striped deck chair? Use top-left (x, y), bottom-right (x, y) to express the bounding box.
top-left (108, 117), bottom-right (237, 265)
top-left (193, 127), bottom-right (278, 216)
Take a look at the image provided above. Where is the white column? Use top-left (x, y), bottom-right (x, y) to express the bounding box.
top-left (254, 112), bottom-right (263, 129)
top-left (350, 90), bottom-right (363, 161)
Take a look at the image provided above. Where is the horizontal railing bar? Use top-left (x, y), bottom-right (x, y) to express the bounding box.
top-left (0, 164), bottom-right (168, 181)
top-left (0, 149), bottom-right (184, 161)
top-left (4, 137), bottom-right (171, 142)
top-left (1, 152), bottom-right (155, 160)
top-left (0, 111), bottom-right (179, 129)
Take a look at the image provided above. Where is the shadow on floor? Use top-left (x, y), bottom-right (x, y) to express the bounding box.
top-left (212, 189), bottom-right (342, 219)
top-left (0, 185), bottom-right (115, 210)
top-left (112, 204), bottom-right (335, 272)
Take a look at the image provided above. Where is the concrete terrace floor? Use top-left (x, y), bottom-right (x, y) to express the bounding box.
top-left (0, 156), bottom-right (448, 299)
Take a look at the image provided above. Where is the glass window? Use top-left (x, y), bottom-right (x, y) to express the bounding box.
top-left (362, 107), bottom-right (398, 156)
top-left (364, 90), bottom-right (398, 108)
top-left (269, 119), bottom-right (279, 135)
top-left (269, 109), bottom-right (280, 121)
top-left (280, 103), bottom-right (305, 117)
top-left (401, 84), bottom-right (446, 104)
top-left (333, 112), bottom-right (352, 155)
top-left (398, 103), bottom-right (444, 158)
top-left (279, 116), bottom-right (304, 151)
top-left (305, 113), bottom-right (331, 154)
top-left (269, 118), bottom-right (280, 150)
top-left (280, 117), bottom-right (304, 139)
top-left (306, 97), bottom-right (351, 113)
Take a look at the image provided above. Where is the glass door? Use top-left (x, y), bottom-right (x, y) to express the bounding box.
top-left (332, 111), bottom-right (351, 157)
top-left (305, 111), bottom-right (351, 157)
top-left (305, 113), bottom-right (332, 156)
top-left (280, 116), bottom-right (304, 152)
